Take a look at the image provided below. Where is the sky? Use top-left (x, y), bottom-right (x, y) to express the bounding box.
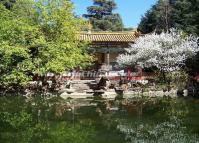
top-left (71, 0), bottom-right (158, 28)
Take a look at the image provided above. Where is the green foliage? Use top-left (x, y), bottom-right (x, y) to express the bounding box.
top-left (33, 0), bottom-right (92, 74)
top-left (83, 0), bottom-right (124, 31)
top-left (0, 0), bottom-right (92, 89)
top-left (0, 43), bottom-right (33, 87)
top-left (138, 0), bottom-right (199, 35)
top-left (0, 2), bottom-right (38, 88)
top-left (171, 0), bottom-right (199, 35)
top-left (138, 1), bottom-right (167, 34)
top-left (0, 0), bottom-right (15, 9)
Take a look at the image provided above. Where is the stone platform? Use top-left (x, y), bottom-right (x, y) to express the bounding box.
top-left (59, 80), bottom-right (186, 99)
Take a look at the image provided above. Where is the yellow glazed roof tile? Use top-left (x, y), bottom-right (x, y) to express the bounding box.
top-left (79, 31), bottom-right (140, 42)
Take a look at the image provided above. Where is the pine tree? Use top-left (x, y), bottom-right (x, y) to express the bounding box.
top-left (83, 0), bottom-right (124, 31)
top-left (171, 0), bottom-right (199, 35)
top-left (138, 0), bottom-right (174, 34)
top-left (138, 0), bottom-right (199, 35)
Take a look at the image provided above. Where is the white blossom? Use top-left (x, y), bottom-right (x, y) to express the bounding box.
top-left (117, 29), bottom-right (199, 72)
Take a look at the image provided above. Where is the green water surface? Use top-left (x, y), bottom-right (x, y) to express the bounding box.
top-left (0, 96), bottom-right (199, 143)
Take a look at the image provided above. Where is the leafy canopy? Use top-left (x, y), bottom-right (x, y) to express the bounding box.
top-left (138, 0), bottom-right (199, 35)
top-left (0, 0), bottom-right (92, 88)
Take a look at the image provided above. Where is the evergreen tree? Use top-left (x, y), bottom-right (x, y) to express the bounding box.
top-left (138, 4), bottom-right (161, 34)
top-left (171, 0), bottom-right (199, 35)
top-left (138, 0), bottom-right (174, 34)
top-left (138, 0), bottom-right (199, 35)
top-left (83, 0), bottom-right (124, 31)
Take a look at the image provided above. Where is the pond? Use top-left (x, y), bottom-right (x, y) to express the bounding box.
top-left (0, 96), bottom-right (199, 143)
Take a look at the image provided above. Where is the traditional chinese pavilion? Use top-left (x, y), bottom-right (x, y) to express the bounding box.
top-left (79, 31), bottom-right (140, 71)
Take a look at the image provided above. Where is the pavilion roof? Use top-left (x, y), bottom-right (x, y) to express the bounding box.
top-left (79, 31), bottom-right (140, 42)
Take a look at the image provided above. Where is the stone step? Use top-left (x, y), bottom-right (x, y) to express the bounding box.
top-left (71, 83), bottom-right (88, 87)
top-left (70, 82), bottom-right (92, 92)
top-left (70, 80), bottom-right (96, 84)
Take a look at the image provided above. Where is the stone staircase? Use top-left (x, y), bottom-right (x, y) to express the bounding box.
top-left (70, 80), bottom-right (96, 93)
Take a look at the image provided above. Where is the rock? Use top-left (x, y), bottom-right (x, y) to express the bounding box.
top-left (102, 92), bottom-right (117, 99)
top-left (63, 88), bottom-right (75, 94)
top-left (184, 90), bottom-right (188, 97)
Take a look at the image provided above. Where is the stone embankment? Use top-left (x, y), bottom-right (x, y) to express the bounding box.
top-left (59, 80), bottom-right (188, 99)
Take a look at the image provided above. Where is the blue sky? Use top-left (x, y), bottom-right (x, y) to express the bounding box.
top-left (71, 0), bottom-right (158, 28)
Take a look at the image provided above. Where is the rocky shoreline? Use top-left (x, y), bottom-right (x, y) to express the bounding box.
top-left (59, 89), bottom-right (188, 99)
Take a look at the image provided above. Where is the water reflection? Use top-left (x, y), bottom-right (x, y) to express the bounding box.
top-left (0, 96), bottom-right (199, 143)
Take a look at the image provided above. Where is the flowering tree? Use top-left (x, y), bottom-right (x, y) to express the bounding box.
top-left (117, 29), bottom-right (199, 73)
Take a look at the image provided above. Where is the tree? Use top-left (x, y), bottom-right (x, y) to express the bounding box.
top-left (138, 0), bottom-right (199, 77)
top-left (138, 0), bottom-right (199, 35)
top-left (83, 0), bottom-right (124, 31)
top-left (138, 0), bottom-right (174, 34)
top-left (0, 1), bottom-right (39, 90)
top-left (0, 0), bottom-right (92, 91)
top-left (138, 5), bottom-right (160, 34)
top-left (171, 0), bottom-right (199, 35)
top-left (33, 0), bottom-right (92, 74)
top-left (117, 29), bottom-right (199, 81)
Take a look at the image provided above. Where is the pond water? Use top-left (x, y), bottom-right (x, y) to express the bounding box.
top-left (0, 96), bottom-right (199, 143)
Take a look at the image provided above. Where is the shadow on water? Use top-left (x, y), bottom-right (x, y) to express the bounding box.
top-left (0, 95), bottom-right (199, 143)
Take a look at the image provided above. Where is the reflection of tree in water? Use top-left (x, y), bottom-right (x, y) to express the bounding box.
top-left (94, 97), bottom-right (199, 143)
top-left (0, 97), bottom-right (95, 143)
top-left (117, 118), bottom-right (199, 143)
top-left (116, 98), bottom-right (198, 143)
top-left (1, 96), bottom-right (199, 143)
